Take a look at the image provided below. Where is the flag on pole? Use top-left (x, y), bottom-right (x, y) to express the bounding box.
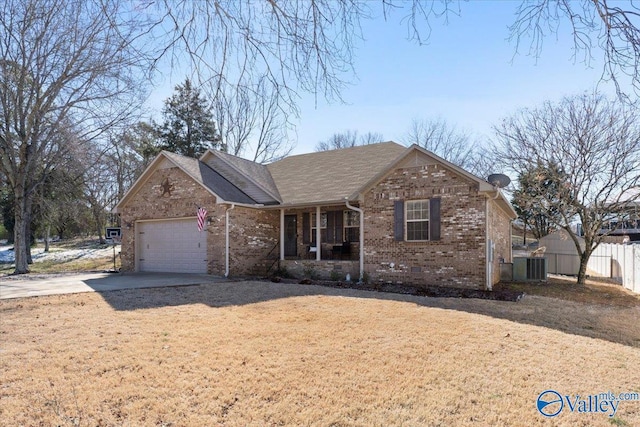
top-left (197, 206), bottom-right (207, 231)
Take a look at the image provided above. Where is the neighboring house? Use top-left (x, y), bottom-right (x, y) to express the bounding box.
top-left (114, 142), bottom-right (516, 289)
top-left (597, 187), bottom-right (640, 242)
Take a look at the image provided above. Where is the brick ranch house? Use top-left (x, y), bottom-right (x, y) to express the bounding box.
top-left (115, 142), bottom-right (516, 290)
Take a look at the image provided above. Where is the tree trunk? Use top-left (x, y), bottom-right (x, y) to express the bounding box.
top-left (95, 208), bottom-right (106, 244)
top-left (26, 211), bottom-right (33, 264)
top-left (44, 225), bottom-right (50, 252)
top-left (576, 250), bottom-right (591, 285)
top-left (12, 188), bottom-right (31, 274)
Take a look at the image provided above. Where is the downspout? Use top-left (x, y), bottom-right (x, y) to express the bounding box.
top-left (485, 197), bottom-right (491, 291)
top-left (225, 204), bottom-right (235, 278)
top-left (345, 199), bottom-right (364, 282)
top-left (486, 189), bottom-right (501, 290)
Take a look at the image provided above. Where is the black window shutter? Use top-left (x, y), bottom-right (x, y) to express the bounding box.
top-left (335, 211), bottom-right (343, 242)
top-left (394, 200), bottom-right (404, 241)
top-left (303, 212), bottom-right (310, 244)
top-left (430, 198), bottom-right (441, 241)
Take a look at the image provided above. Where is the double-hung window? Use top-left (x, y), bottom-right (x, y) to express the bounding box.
top-left (394, 198), bottom-right (441, 242)
top-left (405, 200), bottom-right (430, 241)
top-left (311, 212), bottom-right (327, 243)
top-left (344, 210), bottom-right (360, 242)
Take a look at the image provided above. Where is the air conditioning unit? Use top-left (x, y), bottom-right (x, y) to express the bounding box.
top-left (513, 257), bottom-right (547, 281)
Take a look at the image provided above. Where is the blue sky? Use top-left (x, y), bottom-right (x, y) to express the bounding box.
top-left (146, 1), bottom-right (618, 156)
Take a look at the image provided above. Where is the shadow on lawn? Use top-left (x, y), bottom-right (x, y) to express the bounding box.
top-left (92, 278), bottom-right (640, 348)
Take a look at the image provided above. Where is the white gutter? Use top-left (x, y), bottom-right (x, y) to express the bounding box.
top-left (260, 199), bottom-right (353, 210)
top-left (345, 199), bottom-right (364, 282)
top-left (225, 204), bottom-right (235, 277)
top-left (219, 200), bottom-right (265, 209)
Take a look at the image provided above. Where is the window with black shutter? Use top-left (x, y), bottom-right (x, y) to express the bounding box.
top-left (394, 198), bottom-right (441, 241)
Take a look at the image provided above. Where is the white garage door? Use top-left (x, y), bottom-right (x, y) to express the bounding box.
top-left (137, 218), bottom-right (208, 273)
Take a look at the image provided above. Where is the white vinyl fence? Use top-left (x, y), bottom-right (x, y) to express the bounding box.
top-left (588, 244), bottom-right (639, 294)
top-left (545, 243), bottom-right (640, 293)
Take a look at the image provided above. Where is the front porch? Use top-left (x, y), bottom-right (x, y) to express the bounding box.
top-left (286, 241), bottom-right (360, 261)
top-left (275, 204), bottom-right (364, 278)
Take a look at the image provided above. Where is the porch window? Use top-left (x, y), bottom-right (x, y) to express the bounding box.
top-left (311, 212), bottom-right (327, 243)
top-left (344, 210), bottom-right (360, 242)
top-left (305, 209), bottom-right (362, 244)
top-left (405, 200), bottom-right (430, 241)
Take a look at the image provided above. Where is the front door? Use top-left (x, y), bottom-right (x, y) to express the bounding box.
top-left (284, 214), bottom-right (297, 257)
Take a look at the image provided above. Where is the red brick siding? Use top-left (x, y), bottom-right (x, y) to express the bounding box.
top-left (487, 200), bottom-right (513, 284)
top-left (226, 207), bottom-right (279, 276)
top-left (362, 164), bottom-right (487, 289)
top-left (118, 166), bottom-right (278, 275)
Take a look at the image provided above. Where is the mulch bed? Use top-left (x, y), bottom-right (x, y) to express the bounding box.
top-left (270, 277), bottom-right (525, 302)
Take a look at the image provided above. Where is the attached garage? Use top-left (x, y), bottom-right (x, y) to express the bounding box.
top-left (136, 218), bottom-right (208, 273)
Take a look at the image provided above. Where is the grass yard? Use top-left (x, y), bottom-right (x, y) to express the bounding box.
top-left (0, 238), bottom-right (118, 275)
top-left (1, 280), bottom-right (639, 426)
top-left (0, 256), bottom-right (116, 274)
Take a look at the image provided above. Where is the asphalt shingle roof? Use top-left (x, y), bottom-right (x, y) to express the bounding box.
top-left (266, 142), bottom-right (407, 205)
top-left (163, 151), bottom-right (256, 205)
top-left (203, 151), bottom-right (281, 205)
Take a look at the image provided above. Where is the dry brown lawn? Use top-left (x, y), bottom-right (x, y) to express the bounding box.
top-left (1, 280), bottom-right (639, 426)
top-left (496, 275), bottom-right (640, 308)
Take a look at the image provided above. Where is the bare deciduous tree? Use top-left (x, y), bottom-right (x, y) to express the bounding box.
top-left (0, 0), bottom-right (149, 273)
top-left (156, 1), bottom-right (640, 121)
top-left (80, 147), bottom-right (115, 244)
top-left (359, 131), bottom-right (386, 146)
top-left (402, 118), bottom-right (486, 175)
top-left (493, 93), bottom-right (640, 285)
top-left (315, 130), bottom-right (385, 151)
top-left (156, 1), bottom-right (367, 112)
top-left (121, 122), bottom-right (162, 173)
top-left (509, 1), bottom-right (640, 99)
top-left (212, 78), bottom-right (294, 163)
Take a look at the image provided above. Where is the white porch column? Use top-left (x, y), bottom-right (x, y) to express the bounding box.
top-left (316, 205), bottom-right (321, 261)
top-left (225, 204), bottom-right (235, 278)
top-left (280, 209), bottom-right (285, 260)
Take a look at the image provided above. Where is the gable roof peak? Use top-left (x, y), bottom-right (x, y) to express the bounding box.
top-left (200, 148), bottom-right (281, 204)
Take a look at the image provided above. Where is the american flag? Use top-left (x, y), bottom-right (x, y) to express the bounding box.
top-left (197, 206), bottom-right (207, 231)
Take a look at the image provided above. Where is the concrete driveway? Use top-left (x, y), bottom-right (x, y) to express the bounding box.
top-left (0, 272), bottom-right (225, 299)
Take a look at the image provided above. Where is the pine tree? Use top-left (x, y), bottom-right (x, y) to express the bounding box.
top-left (511, 162), bottom-right (571, 241)
top-left (159, 78), bottom-right (222, 157)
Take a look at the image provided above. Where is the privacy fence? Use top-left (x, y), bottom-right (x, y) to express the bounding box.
top-left (546, 243), bottom-right (639, 294)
